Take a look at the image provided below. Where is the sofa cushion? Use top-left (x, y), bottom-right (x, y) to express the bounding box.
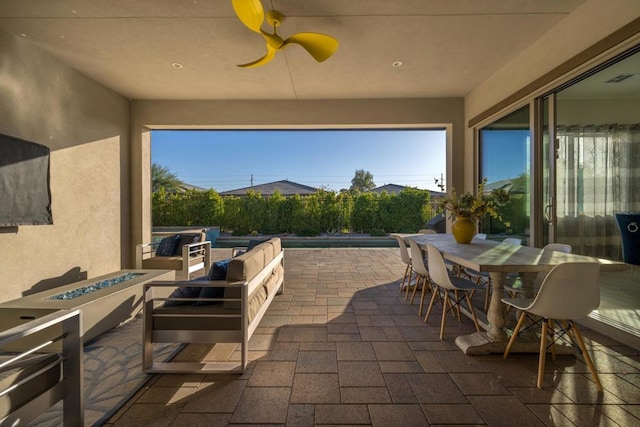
top-left (226, 247), bottom-right (266, 282)
top-left (232, 238), bottom-right (266, 257)
top-left (247, 239), bottom-right (267, 251)
top-left (155, 235), bottom-right (179, 256)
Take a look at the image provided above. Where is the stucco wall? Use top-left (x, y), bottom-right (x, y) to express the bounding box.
top-left (0, 30), bottom-right (130, 302)
top-left (129, 98), bottom-right (465, 252)
top-left (464, 0), bottom-right (640, 191)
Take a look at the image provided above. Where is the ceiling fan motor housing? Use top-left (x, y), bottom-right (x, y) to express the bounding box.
top-left (266, 10), bottom-right (284, 28)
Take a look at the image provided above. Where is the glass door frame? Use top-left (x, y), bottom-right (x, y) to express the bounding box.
top-left (475, 100), bottom-right (538, 247)
top-left (533, 93), bottom-right (556, 248)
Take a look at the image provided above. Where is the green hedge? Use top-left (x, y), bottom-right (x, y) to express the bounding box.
top-left (152, 188), bottom-right (436, 235)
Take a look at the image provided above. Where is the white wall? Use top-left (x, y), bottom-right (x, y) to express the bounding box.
top-left (0, 30), bottom-right (131, 301)
top-left (464, 0), bottom-right (640, 191)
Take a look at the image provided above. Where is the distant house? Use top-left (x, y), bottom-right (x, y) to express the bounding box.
top-left (370, 184), bottom-right (407, 195)
top-left (219, 179), bottom-right (318, 197)
top-left (178, 182), bottom-right (208, 192)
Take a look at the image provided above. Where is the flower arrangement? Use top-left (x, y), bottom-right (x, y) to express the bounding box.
top-left (438, 178), bottom-right (511, 225)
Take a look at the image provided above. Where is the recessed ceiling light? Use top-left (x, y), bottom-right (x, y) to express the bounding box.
top-left (392, 61), bottom-right (403, 68)
top-left (172, 62), bottom-right (184, 69)
top-left (20, 33), bottom-right (27, 37)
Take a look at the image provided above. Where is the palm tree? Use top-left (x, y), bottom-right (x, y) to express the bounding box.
top-left (151, 163), bottom-right (183, 193)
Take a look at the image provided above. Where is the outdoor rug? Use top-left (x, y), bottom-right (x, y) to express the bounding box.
top-left (31, 313), bottom-right (181, 426)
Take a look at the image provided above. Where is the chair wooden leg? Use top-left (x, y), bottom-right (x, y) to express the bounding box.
top-left (404, 268), bottom-right (414, 300)
top-left (418, 275), bottom-right (429, 316)
top-left (571, 322), bottom-right (603, 391)
top-left (440, 291), bottom-right (449, 340)
top-left (410, 275), bottom-right (421, 305)
top-left (454, 290), bottom-right (462, 322)
top-left (504, 311), bottom-right (526, 359)
top-left (424, 286), bottom-right (439, 323)
top-left (549, 319), bottom-right (557, 361)
top-left (464, 292), bottom-right (481, 332)
top-left (537, 319), bottom-right (548, 389)
top-left (400, 264), bottom-right (410, 291)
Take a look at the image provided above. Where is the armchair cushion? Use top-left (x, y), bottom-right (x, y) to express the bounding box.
top-left (156, 235), bottom-right (180, 256)
top-left (173, 233), bottom-right (203, 255)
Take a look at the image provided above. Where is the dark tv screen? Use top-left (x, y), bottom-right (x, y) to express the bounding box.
top-left (0, 133), bottom-right (53, 226)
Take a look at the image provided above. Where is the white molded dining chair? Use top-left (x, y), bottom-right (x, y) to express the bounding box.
top-left (463, 236), bottom-right (522, 312)
top-left (408, 240), bottom-right (433, 316)
top-left (502, 262), bottom-right (602, 390)
top-left (393, 235), bottom-right (414, 295)
top-left (504, 243), bottom-right (572, 298)
top-left (424, 245), bottom-right (483, 340)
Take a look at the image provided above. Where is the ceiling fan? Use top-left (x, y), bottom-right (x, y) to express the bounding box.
top-left (231, 0), bottom-right (339, 68)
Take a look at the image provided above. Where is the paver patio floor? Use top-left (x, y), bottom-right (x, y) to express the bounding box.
top-left (106, 248), bottom-right (640, 426)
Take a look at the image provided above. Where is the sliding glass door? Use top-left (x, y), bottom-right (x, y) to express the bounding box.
top-left (547, 50), bottom-right (640, 260)
top-left (478, 106), bottom-right (531, 243)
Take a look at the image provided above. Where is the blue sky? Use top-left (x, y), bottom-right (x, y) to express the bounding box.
top-left (152, 129), bottom-right (448, 192)
top-left (480, 130), bottom-right (530, 182)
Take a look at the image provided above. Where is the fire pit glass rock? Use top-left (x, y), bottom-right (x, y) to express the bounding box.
top-left (47, 272), bottom-right (145, 300)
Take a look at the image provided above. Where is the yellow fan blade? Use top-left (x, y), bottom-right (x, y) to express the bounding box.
top-left (231, 0), bottom-right (265, 33)
top-left (283, 32), bottom-right (339, 62)
top-left (237, 48), bottom-right (277, 68)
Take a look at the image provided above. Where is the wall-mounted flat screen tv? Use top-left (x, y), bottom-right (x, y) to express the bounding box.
top-left (0, 133), bottom-right (53, 226)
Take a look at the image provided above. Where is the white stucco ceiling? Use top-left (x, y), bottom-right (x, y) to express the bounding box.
top-left (0, 0), bottom-right (588, 100)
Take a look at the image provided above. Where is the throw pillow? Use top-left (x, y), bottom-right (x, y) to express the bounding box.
top-left (195, 259), bottom-right (231, 306)
top-left (196, 285), bottom-right (226, 306)
top-left (155, 235), bottom-right (179, 257)
top-left (173, 232), bottom-right (202, 256)
top-left (208, 258), bottom-right (231, 280)
top-left (233, 239), bottom-right (266, 258)
top-left (163, 279), bottom-right (203, 307)
top-left (247, 239), bottom-right (266, 251)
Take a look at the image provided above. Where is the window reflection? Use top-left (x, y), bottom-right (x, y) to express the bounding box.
top-left (479, 106), bottom-right (531, 242)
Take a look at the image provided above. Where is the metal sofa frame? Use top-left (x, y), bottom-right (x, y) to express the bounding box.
top-left (0, 309), bottom-right (83, 426)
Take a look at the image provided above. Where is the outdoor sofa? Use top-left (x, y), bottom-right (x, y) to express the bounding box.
top-left (0, 309), bottom-right (83, 426)
top-left (142, 237), bottom-right (284, 373)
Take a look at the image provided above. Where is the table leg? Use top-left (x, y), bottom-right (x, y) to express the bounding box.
top-left (486, 272), bottom-right (507, 342)
top-left (519, 272), bottom-right (537, 299)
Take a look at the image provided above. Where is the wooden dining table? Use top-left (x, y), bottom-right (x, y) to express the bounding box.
top-left (394, 233), bottom-right (626, 354)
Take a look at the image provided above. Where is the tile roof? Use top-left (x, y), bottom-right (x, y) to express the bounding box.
top-left (219, 180), bottom-right (318, 197)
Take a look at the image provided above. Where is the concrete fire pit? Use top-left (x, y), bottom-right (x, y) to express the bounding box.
top-left (0, 269), bottom-right (174, 350)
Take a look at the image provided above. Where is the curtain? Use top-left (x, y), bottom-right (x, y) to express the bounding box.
top-left (555, 124), bottom-right (640, 260)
